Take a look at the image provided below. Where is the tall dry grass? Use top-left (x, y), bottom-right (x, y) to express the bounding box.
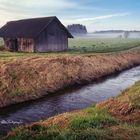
top-left (0, 52), bottom-right (140, 108)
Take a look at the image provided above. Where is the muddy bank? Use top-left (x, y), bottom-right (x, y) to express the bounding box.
top-left (0, 52), bottom-right (140, 108)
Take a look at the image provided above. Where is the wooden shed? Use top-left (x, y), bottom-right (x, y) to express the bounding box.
top-left (0, 16), bottom-right (73, 52)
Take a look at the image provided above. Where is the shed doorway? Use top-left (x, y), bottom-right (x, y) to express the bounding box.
top-left (11, 39), bottom-right (18, 52)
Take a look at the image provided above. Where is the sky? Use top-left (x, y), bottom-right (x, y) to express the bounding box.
top-left (0, 0), bottom-right (140, 32)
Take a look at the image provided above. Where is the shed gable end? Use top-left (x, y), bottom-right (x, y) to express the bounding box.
top-left (35, 20), bottom-right (69, 52)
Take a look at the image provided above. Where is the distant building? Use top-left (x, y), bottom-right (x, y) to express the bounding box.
top-left (0, 16), bottom-right (73, 52)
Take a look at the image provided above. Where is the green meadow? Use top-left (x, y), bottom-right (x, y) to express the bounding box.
top-left (69, 38), bottom-right (140, 53)
top-left (0, 38), bottom-right (140, 60)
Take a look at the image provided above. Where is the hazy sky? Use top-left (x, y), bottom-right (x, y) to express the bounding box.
top-left (0, 0), bottom-right (140, 32)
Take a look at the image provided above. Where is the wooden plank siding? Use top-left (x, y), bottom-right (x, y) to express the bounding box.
top-left (4, 38), bottom-right (16, 51)
top-left (17, 38), bottom-right (35, 52)
top-left (4, 38), bottom-right (35, 52)
top-left (35, 20), bottom-right (68, 52)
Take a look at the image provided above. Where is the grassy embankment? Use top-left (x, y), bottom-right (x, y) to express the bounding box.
top-left (2, 80), bottom-right (140, 140)
top-left (0, 52), bottom-right (140, 108)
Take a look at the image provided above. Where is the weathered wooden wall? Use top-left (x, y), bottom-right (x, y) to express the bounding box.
top-left (4, 38), bottom-right (16, 51)
top-left (17, 38), bottom-right (35, 52)
top-left (35, 19), bottom-right (68, 52)
top-left (4, 38), bottom-right (35, 52)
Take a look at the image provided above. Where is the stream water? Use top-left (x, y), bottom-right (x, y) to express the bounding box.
top-left (1, 66), bottom-right (140, 135)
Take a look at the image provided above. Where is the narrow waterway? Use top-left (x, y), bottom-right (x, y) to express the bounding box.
top-left (1, 66), bottom-right (140, 135)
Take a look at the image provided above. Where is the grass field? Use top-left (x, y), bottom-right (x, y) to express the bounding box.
top-left (0, 39), bottom-right (4, 50)
top-left (69, 38), bottom-right (140, 53)
top-left (0, 38), bottom-right (140, 60)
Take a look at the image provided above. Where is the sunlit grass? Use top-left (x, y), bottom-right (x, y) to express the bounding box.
top-left (69, 108), bottom-right (118, 130)
top-left (118, 81), bottom-right (140, 108)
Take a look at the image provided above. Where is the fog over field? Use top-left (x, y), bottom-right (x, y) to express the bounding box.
top-left (75, 32), bottom-right (140, 39)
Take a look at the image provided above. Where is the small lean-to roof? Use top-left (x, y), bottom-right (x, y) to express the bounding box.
top-left (0, 16), bottom-right (73, 38)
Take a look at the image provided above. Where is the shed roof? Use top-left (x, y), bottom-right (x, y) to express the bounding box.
top-left (0, 16), bottom-right (73, 38)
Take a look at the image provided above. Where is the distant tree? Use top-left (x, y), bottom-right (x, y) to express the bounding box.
top-left (67, 24), bottom-right (87, 35)
top-left (124, 31), bottom-right (130, 39)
